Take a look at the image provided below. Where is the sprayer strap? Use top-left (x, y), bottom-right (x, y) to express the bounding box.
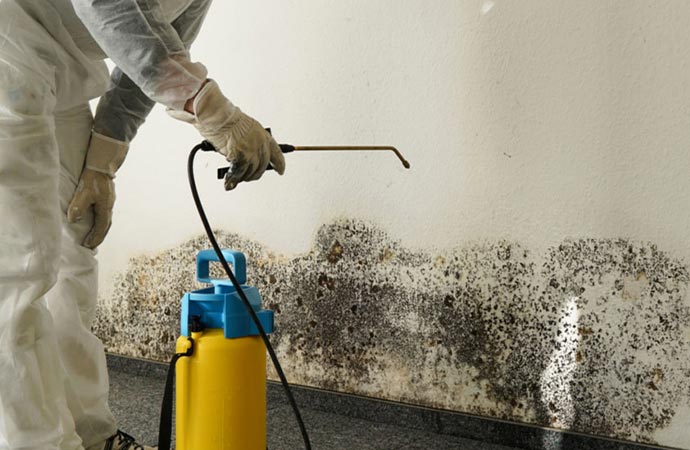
top-left (157, 338), bottom-right (194, 450)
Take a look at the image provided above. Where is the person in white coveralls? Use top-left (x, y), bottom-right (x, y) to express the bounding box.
top-left (0, 1), bottom-right (284, 449)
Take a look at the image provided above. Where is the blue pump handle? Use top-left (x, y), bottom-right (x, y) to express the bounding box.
top-left (196, 249), bottom-right (246, 285)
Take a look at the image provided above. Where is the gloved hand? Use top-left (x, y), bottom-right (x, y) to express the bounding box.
top-left (67, 132), bottom-right (128, 249)
top-left (167, 80), bottom-right (285, 190)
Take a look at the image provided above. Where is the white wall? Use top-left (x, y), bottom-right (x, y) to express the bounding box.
top-left (98, 1), bottom-right (690, 447)
top-left (102, 0), bottom-right (690, 282)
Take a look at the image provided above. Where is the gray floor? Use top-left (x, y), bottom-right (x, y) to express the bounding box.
top-left (108, 366), bottom-right (521, 450)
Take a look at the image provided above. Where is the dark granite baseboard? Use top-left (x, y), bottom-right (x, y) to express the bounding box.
top-left (106, 354), bottom-right (679, 450)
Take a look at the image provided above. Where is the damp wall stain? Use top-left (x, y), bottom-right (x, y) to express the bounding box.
top-left (93, 219), bottom-right (690, 446)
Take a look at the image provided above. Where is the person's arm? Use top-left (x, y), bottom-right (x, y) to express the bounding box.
top-left (72, 0), bottom-right (208, 111)
top-left (91, 0), bottom-right (213, 142)
top-left (80, 0), bottom-right (284, 188)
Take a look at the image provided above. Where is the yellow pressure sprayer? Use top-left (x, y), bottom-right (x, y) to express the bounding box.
top-left (174, 249), bottom-right (273, 450)
top-left (157, 137), bottom-right (410, 450)
top-left (157, 140), bottom-right (313, 450)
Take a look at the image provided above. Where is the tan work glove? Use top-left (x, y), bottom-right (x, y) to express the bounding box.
top-left (67, 132), bottom-right (128, 249)
top-left (167, 80), bottom-right (285, 190)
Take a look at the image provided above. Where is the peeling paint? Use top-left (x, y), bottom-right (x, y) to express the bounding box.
top-left (93, 219), bottom-right (690, 446)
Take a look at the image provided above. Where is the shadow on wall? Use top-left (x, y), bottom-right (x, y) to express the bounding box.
top-left (93, 218), bottom-right (690, 446)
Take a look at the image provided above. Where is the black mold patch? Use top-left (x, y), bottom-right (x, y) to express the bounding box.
top-left (94, 220), bottom-right (690, 446)
top-left (538, 240), bottom-right (690, 441)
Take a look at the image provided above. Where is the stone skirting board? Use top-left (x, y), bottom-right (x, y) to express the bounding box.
top-left (94, 219), bottom-right (690, 448)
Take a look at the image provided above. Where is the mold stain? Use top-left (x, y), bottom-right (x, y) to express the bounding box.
top-left (93, 220), bottom-right (690, 446)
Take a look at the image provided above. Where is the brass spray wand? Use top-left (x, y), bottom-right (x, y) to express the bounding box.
top-left (217, 143), bottom-right (410, 179)
top-left (288, 145), bottom-right (410, 169)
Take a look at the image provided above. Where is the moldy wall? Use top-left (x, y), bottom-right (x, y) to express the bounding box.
top-left (95, 1), bottom-right (690, 448)
top-left (95, 222), bottom-right (690, 447)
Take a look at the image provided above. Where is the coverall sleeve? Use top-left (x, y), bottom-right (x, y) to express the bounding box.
top-left (72, 0), bottom-right (212, 124)
top-left (90, 0), bottom-right (213, 142)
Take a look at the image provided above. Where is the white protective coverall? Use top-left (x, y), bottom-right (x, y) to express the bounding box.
top-left (0, 0), bottom-right (211, 449)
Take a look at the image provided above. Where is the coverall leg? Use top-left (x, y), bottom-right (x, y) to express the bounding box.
top-left (46, 103), bottom-right (118, 449)
top-left (0, 2), bottom-right (115, 449)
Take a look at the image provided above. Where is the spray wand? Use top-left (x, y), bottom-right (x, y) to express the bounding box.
top-left (216, 135), bottom-right (411, 179)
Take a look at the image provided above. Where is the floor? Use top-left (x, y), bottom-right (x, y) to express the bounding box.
top-left (108, 364), bottom-right (522, 450)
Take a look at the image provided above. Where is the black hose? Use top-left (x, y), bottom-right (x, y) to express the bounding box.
top-left (188, 141), bottom-right (312, 450)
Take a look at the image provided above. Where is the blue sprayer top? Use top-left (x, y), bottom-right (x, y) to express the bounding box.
top-left (180, 249), bottom-right (274, 338)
